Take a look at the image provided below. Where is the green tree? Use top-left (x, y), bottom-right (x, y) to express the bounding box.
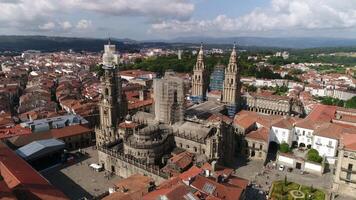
top-left (307, 149), bottom-right (323, 163)
top-left (345, 96), bottom-right (356, 109)
top-left (279, 143), bottom-right (291, 153)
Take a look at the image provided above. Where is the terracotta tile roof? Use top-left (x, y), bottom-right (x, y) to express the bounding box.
top-left (233, 111), bottom-right (258, 129)
top-left (305, 104), bottom-right (336, 123)
top-left (313, 123), bottom-right (343, 139)
top-left (272, 117), bottom-right (299, 129)
top-left (341, 133), bottom-right (356, 151)
top-left (207, 113), bottom-right (233, 124)
top-left (8, 131), bottom-right (52, 147)
top-left (104, 174), bottom-right (153, 200)
top-left (178, 166), bottom-right (203, 181)
top-left (0, 125), bottom-right (31, 140)
top-left (0, 113), bottom-right (14, 128)
top-left (295, 119), bottom-right (316, 130)
top-left (50, 124), bottom-right (92, 138)
top-left (168, 151), bottom-right (194, 170)
top-left (191, 175), bottom-right (244, 200)
top-left (234, 111), bottom-right (282, 130)
top-left (0, 142), bottom-right (68, 200)
top-left (144, 180), bottom-right (198, 200)
top-left (246, 127), bottom-right (269, 143)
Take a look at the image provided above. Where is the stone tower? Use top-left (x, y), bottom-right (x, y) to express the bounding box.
top-left (222, 44), bottom-right (241, 116)
top-left (154, 71), bottom-right (185, 124)
top-left (96, 65), bottom-right (119, 146)
top-left (191, 44), bottom-right (209, 102)
top-left (102, 39), bottom-right (119, 66)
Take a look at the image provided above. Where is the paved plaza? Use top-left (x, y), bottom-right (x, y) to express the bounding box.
top-left (42, 146), bottom-right (121, 200)
top-left (234, 159), bottom-right (334, 199)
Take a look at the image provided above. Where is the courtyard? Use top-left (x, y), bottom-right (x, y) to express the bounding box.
top-left (41, 146), bottom-right (121, 200)
top-left (270, 180), bottom-right (325, 200)
top-left (234, 158), bottom-right (333, 199)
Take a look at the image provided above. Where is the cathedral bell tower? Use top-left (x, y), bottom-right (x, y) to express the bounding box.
top-left (191, 44), bottom-right (209, 103)
top-left (96, 65), bottom-right (119, 146)
top-left (222, 43), bottom-right (241, 117)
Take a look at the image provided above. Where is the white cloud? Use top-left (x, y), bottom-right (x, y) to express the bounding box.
top-left (151, 0), bottom-right (356, 36)
top-left (76, 20), bottom-right (92, 30)
top-left (60, 21), bottom-right (73, 30)
top-left (0, 0), bottom-right (194, 33)
top-left (62, 0), bottom-right (194, 20)
top-left (38, 22), bottom-right (56, 31)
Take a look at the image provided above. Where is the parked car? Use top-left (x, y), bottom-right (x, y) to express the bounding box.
top-left (278, 165), bottom-right (285, 171)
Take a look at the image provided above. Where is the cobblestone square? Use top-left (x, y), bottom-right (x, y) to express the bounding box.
top-left (42, 146), bottom-right (121, 200)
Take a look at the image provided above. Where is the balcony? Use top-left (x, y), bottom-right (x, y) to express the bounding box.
top-left (315, 142), bottom-right (322, 146)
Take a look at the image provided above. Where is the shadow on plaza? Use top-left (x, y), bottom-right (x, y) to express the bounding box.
top-left (232, 156), bottom-right (254, 169)
top-left (44, 170), bottom-right (93, 200)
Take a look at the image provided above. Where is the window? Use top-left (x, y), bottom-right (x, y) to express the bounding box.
top-left (282, 132), bottom-right (285, 137)
top-left (348, 164), bottom-right (353, 171)
top-left (275, 129), bottom-right (278, 133)
top-left (303, 130), bottom-right (305, 136)
top-left (252, 143), bottom-right (255, 148)
top-left (328, 140), bottom-right (333, 147)
top-left (260, 144), bottom-right (263, 150)
top-left (186, 145), bottom-right (189, 149)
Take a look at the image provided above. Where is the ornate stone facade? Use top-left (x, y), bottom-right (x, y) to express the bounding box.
top-left (191, 45), bottom-right (209, 102)
top-left (95, 65), bottom-right (119, 146)
top-left (222, 44), bottom-right (242, 116)
top-left (243, 92), bottom-right (304, 116)
top-left (97, 65), bottom-right (235, 182)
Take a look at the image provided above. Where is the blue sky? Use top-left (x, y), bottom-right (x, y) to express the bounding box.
top-left (1, 0), bottom-right (356, 40)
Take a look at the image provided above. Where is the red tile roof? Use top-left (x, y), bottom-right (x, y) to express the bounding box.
top-left (191, 175), bottom-right (244, 200)
top-left (50, 124), bottom-right (92, 138)
top-left (305, 104), bottom-right (336, 123)
top-left (178, 166), bottom-right (203, 181)
top-left (272, 117), bottom-right (299, 129)
top-left (246, 127), bottom-right (269, 143)
top-left (341, 133), bottom-right (356, 151)
top-left (0, 142), bottom-right (68, 200)
top-left (144, 180), bottom-right (198, 200)
top-left (0, 125), bottom-right (31, 140)
top-left (168, 151), bottom-right (194, 170)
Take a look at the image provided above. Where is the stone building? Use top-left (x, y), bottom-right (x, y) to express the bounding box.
top-left (243, 91), bottom-right (304, 117)
top-left (154, 71), bottom-right (185, 124)
top-left (245, 127), bottom-right (269, 161)
top-left (191, 44), bottom-right (209, 102)
top-left (333, 133), bottom-right (356, 197)
top-left (102, 40), bottom-right (119, 66)
top-left (95, 65), bottom-right (120, 146)
top-left (222, 44), bottom-right (242, 117)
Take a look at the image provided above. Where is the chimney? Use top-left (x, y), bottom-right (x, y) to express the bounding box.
top-left (211, 160), bottom-right (217, 172)
top-left (139, 89), bottom-right (146, 101)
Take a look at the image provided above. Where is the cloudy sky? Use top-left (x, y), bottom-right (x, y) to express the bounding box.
top-left (1, 0), bottom-right (356, 40)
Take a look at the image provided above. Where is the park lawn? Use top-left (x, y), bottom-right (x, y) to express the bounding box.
top-left (271, 181), bottom-right (325, 200)
top-left (300, 186), bottom-right (325, 200)
top-left (271, 180), bottom-right (300, 200)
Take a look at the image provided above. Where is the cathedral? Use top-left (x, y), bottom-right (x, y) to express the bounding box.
top-left (96, 43), bottom-right (235, 184)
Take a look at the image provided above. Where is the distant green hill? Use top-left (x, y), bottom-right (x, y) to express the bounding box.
top-left (0, 35), bottom-right (141, 52)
